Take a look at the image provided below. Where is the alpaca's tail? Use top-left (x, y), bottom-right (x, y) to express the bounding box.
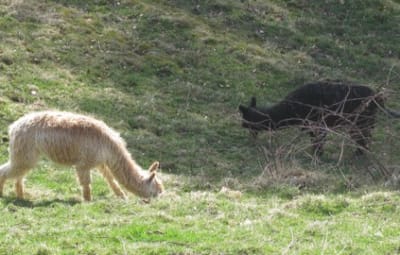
top-left (0, 161), bottom-right (12, 177)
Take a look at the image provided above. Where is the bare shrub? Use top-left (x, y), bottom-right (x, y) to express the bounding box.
top-left (249, 100), bottom-right (400, 190)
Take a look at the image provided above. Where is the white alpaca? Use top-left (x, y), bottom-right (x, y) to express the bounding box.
top-left (0, 111), bottom-right (164, 201)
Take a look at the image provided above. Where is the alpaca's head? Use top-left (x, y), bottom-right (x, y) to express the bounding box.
top-left (239, 97), bottom-right (274, 134)
top-left (142, 161), bottom-right (164, 198)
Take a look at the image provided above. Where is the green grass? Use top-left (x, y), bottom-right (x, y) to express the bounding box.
top-left (1, 0), bottom-right (400, 254)
top-left (1, 185), bottom-right (400, 254)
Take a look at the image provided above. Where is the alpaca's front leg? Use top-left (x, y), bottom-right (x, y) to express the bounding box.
top-left (307, 128), bottom-right (327, 157)
top-left (0, 177), bottom-right (6, 197)
top-left (76, 168), bottom-right (92, 201)
top-left (15, 178), bottom-right (25, 199)
top-left (105, 178), bottom-right (127, 200)
top-left (98, 165), bottom-right (127, 200)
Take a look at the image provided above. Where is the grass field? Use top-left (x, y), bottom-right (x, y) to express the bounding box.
top-left (1, 0), bottom-right (400, 254)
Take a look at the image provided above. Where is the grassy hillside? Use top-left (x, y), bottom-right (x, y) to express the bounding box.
top-left (1, 0), bottom-right (400, 254)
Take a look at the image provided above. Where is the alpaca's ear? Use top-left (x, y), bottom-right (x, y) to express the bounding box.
top-left (239, 105), bottom-right (247, 113)
top-left (250, 97), bottom-right (256, 107)
top-left (148, 161), bottom-right (160, 173)
top-left (148, 172), bottom-right (156, 182)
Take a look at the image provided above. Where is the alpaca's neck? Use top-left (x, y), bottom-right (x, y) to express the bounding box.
top-left (106, 148), bottom-right (147, 197)
top-left (267, 103), bottom-right (299, 128)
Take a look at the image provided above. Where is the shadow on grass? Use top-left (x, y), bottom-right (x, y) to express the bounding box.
top-left (1, 197), bottom-right (81, 208)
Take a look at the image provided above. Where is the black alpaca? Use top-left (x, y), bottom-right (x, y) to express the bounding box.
top-left (239, 81), bottom-right (400, 155)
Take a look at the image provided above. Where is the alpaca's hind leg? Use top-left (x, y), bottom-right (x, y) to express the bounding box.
top-left (350, 127), bottom-right (371, 155)
top-left (0, 162), bottom-right (12, 197)
top-left (76, 168), bottom-right (92, 201)
top-left (98, 165), bottom-right (127, 199)
top-left (351, 117), bottom-right (375, 155)
top-left (0, 161), bottom-right (31, 198)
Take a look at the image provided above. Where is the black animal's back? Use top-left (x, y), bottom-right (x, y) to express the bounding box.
top-left (278, 81), bottom-right (382, 126)
top-left (284, 81), bottom-right (377, 113)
